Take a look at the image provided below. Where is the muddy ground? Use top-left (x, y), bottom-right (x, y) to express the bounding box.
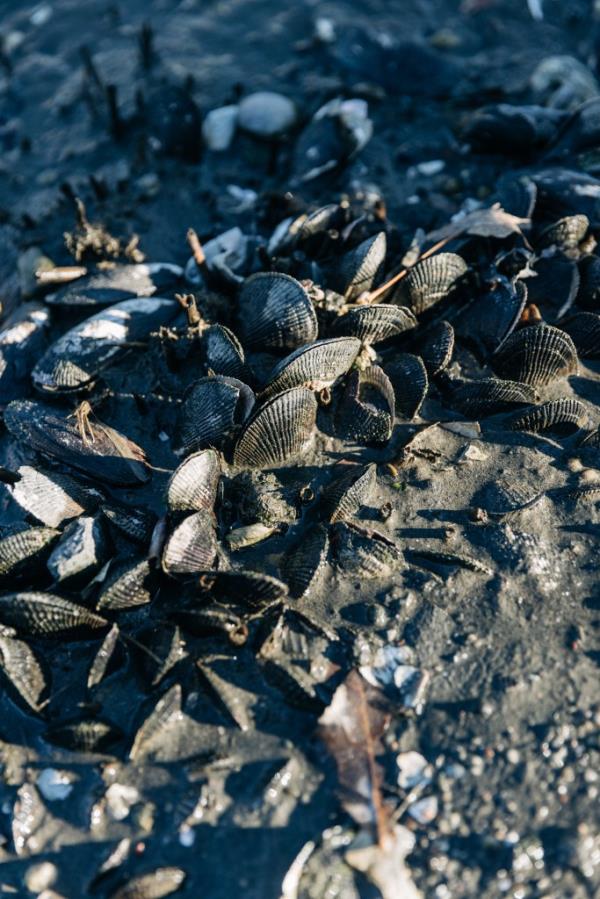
top-left (1, 0), bottom-right (600, 897)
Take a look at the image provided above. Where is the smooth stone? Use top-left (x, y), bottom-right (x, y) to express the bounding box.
top-left (202, 105), bottom-right (239, 151)
top-left (238, 91), bottom-right (296, 138)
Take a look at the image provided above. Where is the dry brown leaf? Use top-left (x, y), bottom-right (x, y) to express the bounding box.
top-left (425, 203), bottom-right (529, 243)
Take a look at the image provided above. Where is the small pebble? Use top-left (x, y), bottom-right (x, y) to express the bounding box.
top-left (202, 105), bottom-right (239, 151)
top-left (238, 92), bottom-right (297, 138)
top-left (25, 861), bottom-right (58, 893)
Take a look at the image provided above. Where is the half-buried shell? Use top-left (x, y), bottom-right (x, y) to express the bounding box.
top-left (260, 337), bottom-right (360, 399)
top-left (233, 387), bottom-right (317, 468)
top-left (492, 323), bottom-right (578, 387)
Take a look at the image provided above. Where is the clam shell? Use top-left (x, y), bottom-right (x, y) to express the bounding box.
top-left (0, 592), bottom-right (107, 637)
top-left (175, 375), bottom-right (255, 456)
top-left (492, 323), bottom-right (578, 386)
top-left (203, 324), bottom-right (248, 380)
top-left (337, 365), bottom-right (395, 445)
top-left (136, 624), bottom-right (186, 687)
top-left (98, 559), bottom-right (155, 610)
top-left (197, 569), bottom-right (288, 607)
top-left (47, 263), bottom-right (183, 307)
top-left (237, 272), bottom-right (318, 350)
top-left (101, 503), bottom-right (157, 544)
top-left (45, 719), bottom-right (122, 751)
top-left (0, 633), bottom-right (47, 713)
top-left (504, 398), bottom-right (587, 434)
top-left (261, 337), bottom-right (360, 399)
top-left (161, 510), bottom-right (218, 577)
top-left (536, 214), bottom-right (589, 254)
top-left (233, 387), bottom-right (317, 468)
top-left (4, 400), bottom-right (150, 487)
top-left (173, 603), bottom-right (248, 643)
top-left (32, 297), bottom-right (179, 393)
top-left (166, 449), bottom-right (220, 513)
top-left (561, 312), bottom-right (600, 358)
top-left (453, 281), bottom-right (526, 356)
top-left (332, 521), bottom-right (402, 578)
top-left (445, 378), bottom-right (539, 417)
top-left (0, 526), bottom-right (59, 581)
top-left (330, 304), bottom-right (416, 344)
top-left (0, 303), bottom-right (50, 404)
top-left (577, 255), bottom-right (600, 310)
top-left (7, 465), bottom-right (103, 528)
top-left (398, 252), bottom-right (467, 315)
top-left (87, 623), bottom-right (121, 688)
top-left (109, 868), bottom-right (186, 899)
top-left (526, 256), bottom-right (578, 322)
top-left (320, 463), bottom-right (377, 523)
top-left (332, 232), bottom-right (386, 300)
top-left (418, 320), bottom-right (454, 377)
top-left (282, 525), bottom-right (329, 598)
top-left (385, 353), bottom-right (428, 419)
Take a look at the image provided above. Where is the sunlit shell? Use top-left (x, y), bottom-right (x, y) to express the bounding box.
top-left (47, 262), bottom-right (183, 307)
top-left (332, 232), bottom-right (386, 300)
top-left (445, 378), bottom-right (538, 417)
top-left (332, 521), bottom-right (403, 578)
top-left (492, 323), bottom-right (578, 386)
top-left (504, 398), bottom-right (587, 434)
top-left (166, 449), bottom-right (220, 513)
top-left (282, 525), bottom-right (329, 598)
top-left (337, 365), bottom-right (395, 445)
top-left (418, 320), bottom-right (454, 377)
top-left (197, 569), bottom-right (288, 607)
top-left (0, 633), bottom-right (47, 713)
top-left (261, 337), bottom-right (360, 399)
top-left (175, 375), bottom-right (255, 456)
top-left (47, 515), bottom-right (107, 583)
top-left (203, 324), bottom-right (247, 380)
top-left (398, 252), bottom-right (467, 315)
top-left (7, 465), bottom-right (103, 528)
top-left (237, 272), bottom-right (318, 350)
top-left (330, 304), bottom-right (416, 344)
top-left (98, 559), bottom-right (155, 610)
top-left (233, 387), bottom-right (317, 468)
top-left (0, 303), bottom-right (50, 404)
top-left (0, 592), bottom-right (107, 637)
top-left (385, 353), bottom-right (428, 419)
top-left (0, 526), bottom-right (59, 582)
top-left (561, 312), bottom-right (600, 358)
top-left (536, 214), bottom-right (589, 254)
top-left (320, 463), bottom-right (377, 523)
top-left (161, 511), bottom-right (217, 577)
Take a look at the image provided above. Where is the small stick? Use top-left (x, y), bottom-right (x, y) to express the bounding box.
top-left (366, 235), bottom-right (451, 304)
top-left (175, 292), bottom-right (203, 329)
top-left (36, 266), bottom-right (88, 285)
top-left (186, 228), bottom-right (206, 268)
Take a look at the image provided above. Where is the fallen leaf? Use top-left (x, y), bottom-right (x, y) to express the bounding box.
top-left (426, 203), bottom-right (529, 243)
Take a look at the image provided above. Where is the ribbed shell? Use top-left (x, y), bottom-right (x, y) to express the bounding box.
top-left (385, 354), bottom-right (429, 419)
top-left (237, 272), bottom-right (318, 350)
top-left (166, 449), bottom-right (220, 513)
top-left (537, 214), bottom-right (589, 253)
top-left (332, 521), bottom-right (402, 578)
top-left (261, 337), bottom-right (360, 399)
top-left (446, 378), bottom-right (538, 417)
top-left (32, 297), bottom-right (179, 392)
top-left (320, 463), bottom-right (377, 523)
top-left (101, 503), bottom-right (157, 543)
top-left (197, 569), bottom-right (288, 607)
top-left (87, 623), bottom-right (120, 688)
top-left (561, 312), bottom-right (600, 358)
top-left (176, 376), bottom-right (255, 456)
top-left (0, 527), bottom-right (59, 580)
top-left (504, 398), bottom-right (587, 434)
top-left (47, 262), bottom-right (183, 307)
top-left (330, 304), bottom-right (416, 344)
top-left (0, 303), bottom-right (50, 404)
top-left (129, 684), bottom-right (182, 761)
top-left (0, 633), bottom-right (47, 713)
top-left (233, 387), bottom-right (317, 468)
top-left (0, 592), bottom-right (107, 636)
top-left (400, 252), bottom-right (468, 315)
top-left (4, 400), bottom-right (150, 487)
top-left (419, 321), bottom-right (455, 377)
top-left (161, 511), bottom-right (217, 577)
top-left (203, 324), bottom-right (247, 379)
top-left (8, 465), bottom-right (102, 528)
top-left (492, 323), bottom-right (578, 387)
top-left (337, 365), bottom-right (395, 445)
top-left (282, 525), bottom-right (329, 598)
top-left (45, 719), bottom-right (121, 751)
top-left (98, 559), bottom-right (155, 610)
top-left (333, 232), bottom-right (386, 300)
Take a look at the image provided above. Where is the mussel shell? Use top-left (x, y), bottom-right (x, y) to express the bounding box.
top-left (561, 312), bottom-right (600, 358)
top-left (536, 214), bottom-right (590, 254)
top-left (237, 272), bottom-right (318, 350)
top-left (5, 400), bottom-right (150, 487)
top-left (332, 521), bottom-right (402, 578)
top-left (397, 252), bottom-right (468, 315)
top-left (384, 353), bottom-right (428, 419)
top-left (196, 569), bottom-right (288, 607)
top-left (233, 387), bottom-right (317, 469)
top-left (161, 510), bottom-right (217, 577)
top-left (320, 463), bottom-right (377, 523)
top-left (453, 280), bottom-right (526, 355)
top-left (173, 602), bottom-right (248, 643)
top-left (101, 503), bottom-right (157, 544)
top-left (0, 526), bottom-right (59, 582)
top-left (32, 297), bottom-right (179, 393)
top-left (175, 375), bottom-right (255, 456)
top-left (166, 449), bottom-right (220, 514)
top-left (46, 263), bottom-right (183, 307)
top-left (463, 103), bottom-right (564, 154)
top-left (0, 592), bottom-right (107, 637)
top-left (418, 320), bottom-right (454, 377)
top-left (98, 559), bottom-right (156, 610)
top-left (336, 365), bottom-right (395, 445)
top-left (6, 465), bottom-right (103, 528)
top-left (504, 398), bottom-right (587, 434)
top-left (445, 378), bottom-right (539, 417)
top-left (492, 323), bottom-right (578, 387)
top-left (332, 232), bottom-right (386, 300)
top-left (526, 256), bottom-right (578, 322)
top-left (47, 515), bottom-right (108, 583)
top-left (0, 303), bottom-right (50, 404)
top-left (330, 304), bottom-right (416, 344)
top-left (203, 324), bottom-right (247, 380)
top-left (281, 525), bottom-right (329, 598)
top-left (260, 337), bottom-right (360, 399)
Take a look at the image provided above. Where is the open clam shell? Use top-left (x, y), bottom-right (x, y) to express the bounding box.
top-left (385, 353), bottom-right (429, 419)
top-left (492, 323), bottom-right (578, 387)
top-left (337, 365), bottom-right (395, 445)
top-left (260, 337), bottom-right (360, 399)
top-left (196, 569), bottom-right (288, 607)
top-left (233, 387), bottom-right (318, 469)
top-left (418, 320), bottom-right (455, 377)
top-left (320, 463), bottom-right (377, 523)
top-left (282, 525), bottom-right (329, 598)
top-left (453, 281), bottom-right (526, 356)
top-left (237, 272), bottom-right (318, 350)
top-left (445, 378), bottom-right (539, 418)
top-left (504, 398), bottom-right (587, 434)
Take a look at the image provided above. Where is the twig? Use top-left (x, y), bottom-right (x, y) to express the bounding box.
top-left (186, 228), bottom-right (206, 268)
top-left (366, 236), bottom-right (451, 304)
top-left (36, 266), bottom-right (88, 285)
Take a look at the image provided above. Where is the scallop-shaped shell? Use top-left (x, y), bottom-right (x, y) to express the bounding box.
top-left (330, 304), bottom-right (416, 344)
top-left (98, 559), bottom-right (155, 610)
top-left (0, 632), bottom-right (47, 713)
top-left (175, 376), bottom-right (255, 456)
top-left (536, 214), bottom-right (589, 254)
top-left (418, 320), bottom-right (454, 377)
top-left (233, 387), bottom-right (317, 468)
top-left (337, 365), bottom-right (395, 445)
top-left (45, 719), bottom-right (122, 751)
top-left (445, 378), bottom-right (538, 417)
top-left (197, 569), bottom-right (288, 607)
top-left (320, 463), bottom-right (377, 523)
top-left (0, 592), bottom-right (107, 637)
top-left (47, 515), bottom-right (107, 583)
top-left (577, 255), bottom-right (600, 310)
top-left (332, 232), bottom-right (386, 300)
top-left (101, 503), bottom-right (157, 544)
top-left (454, 281), bottom-right (526, 355)
top-left (385, 354), bottom-right (429, 419)
top-left (0, 303), bottom-right (50, 404)
top-left (32, 297), bottom-right (179, 393)
top-left (0, 526), bottom-right (59, 581)
top-left (261, 337), bottom-right (360, 400)
top-left (237, 272), bottom-right (318, 350)
top-left (161, 511), bottom-right (217, 577)
top-left (492, 323), bottom-right (578, 387)
top-left (7, 465), bottom-right (103, 528)
top-left (504, 398), bottom-right (587, 434)
top-left (526, 256), bottom-right (578, 322)
top-left (47, 262), bottom-right (183, 307)
top-left (398, 253), bottom-right (468, 315)
top-left (561, 312), bottom-right (600, 359)
top-left (4, 400), bottom-right (150, 487)
top-left (282, 525), bottom-right (329, 598)
top-left (166, 449), bottom-right (220, 513)
top-left (332, 521), bottom-right (402, 578)
top-left (203, 324), bottom-right (248, 380)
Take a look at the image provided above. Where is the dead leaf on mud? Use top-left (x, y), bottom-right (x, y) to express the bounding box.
top-left (426, 203), bottom-right (529, 242)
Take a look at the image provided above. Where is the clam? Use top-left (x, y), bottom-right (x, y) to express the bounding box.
top-left (536, 214), bottom-right (590, 255)
top-left (418, 320), bottom-right (454, 377)
top-left (32, 297), bottom-right (179, 393)
top-left (4, 400), bottom-right (150, 487)
top-left (233, 387), bottom-right (317, 468)
top-left (98, 559), bottom-right (156, 610)
top-left (444, 378), bottom-right (538, 417)
top-left (453, 281), bottom-right (526, 355)
top-left (196, 569), bottom-right (288, 607)
top-left (492, 323), bottom-right (578, 386)
top-left (166, 449), bottom-right (220, 513)
top-left (282, 525), bottom-right (329, 598)
top-left (6, 465), bottom-right (103, 528)
top-left (46, 262), bottom-right (183, 307)
top-left (260, 337), bottom-right (360, 399)
top-left (45, 719), bottom-right (122, 752)
top-left (175, 375), bottom-right (255, 456)
top-left (0, 303), bottom-right (50, 404)
top-left (504, 398), bottom-right (587, 434)
top-left (385, 353), bottom-right (428, 419)
top-left (561, 312), bottom-right (600, 358)
top-left (0, 592), bottom-right (107, 637)
top-left (320, 463), bottom-right (377, 523)
top-left (526, 256), bottom-right (578, 322)
top-left (332, 521), bottom-right (402, 578)
top-left (203, 324), bottom-right (247, 380)
top-left (0, 632), bottom-right (48, 714)
top-left (237, 272), bottom-right (317, 350)
top-left (336, 365), bottom-right (395, 445)
top-left (330, 303), bottom-right (416, 344)
top-left (87, 623), bottom-right (121, 689)
top-left (397, 252), bottom-right (467, 315)
top-left (101, 503), bottom-right (157, 544)
top-left (332, 232), bottom-right (386, 300)
top-left (161, 511), bottom-right (218, 577)
top-left (0, 526), bottom-right (59, 583)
